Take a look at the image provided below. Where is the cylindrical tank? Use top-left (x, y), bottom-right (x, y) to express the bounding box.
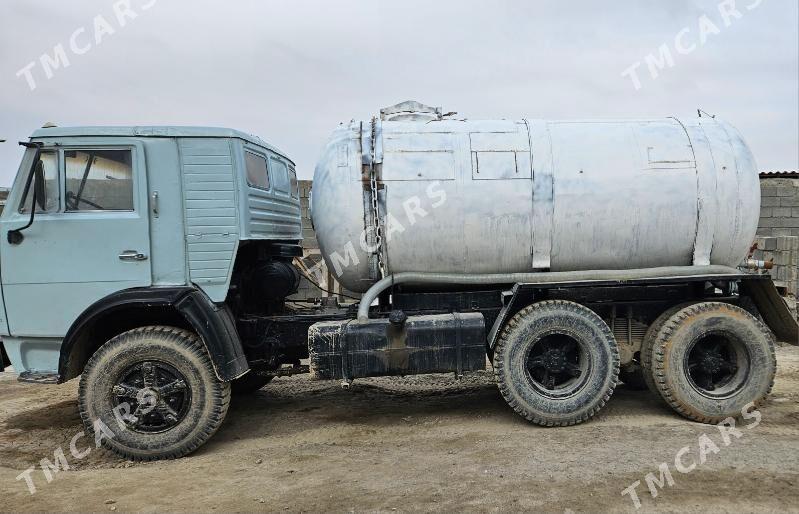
top-left (311, 102), bottom-right (760, 293)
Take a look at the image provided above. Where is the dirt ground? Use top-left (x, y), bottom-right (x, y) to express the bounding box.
top-left (2, 345), bottom-right (798, 513)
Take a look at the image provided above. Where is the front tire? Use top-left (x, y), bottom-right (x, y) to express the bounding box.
top-left (493, 300), bottom-right (620, 426)
top-left (78, 326), bottom-right (231, 461)
top-left (652, 302), bottom-right (776, 423)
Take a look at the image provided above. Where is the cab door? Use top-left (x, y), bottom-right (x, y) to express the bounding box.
top-left (0, 141), bottom-right (152, 337)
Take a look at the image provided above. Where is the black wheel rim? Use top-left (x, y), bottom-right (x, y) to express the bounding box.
top-left (683, 331), bottom-right (750, 399)
top-left (111, 360), bottom-right (192, 433)
top-left (525, 332), bottom-right (591, 398)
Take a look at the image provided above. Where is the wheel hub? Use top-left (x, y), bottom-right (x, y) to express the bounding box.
top-left (685, 335), bottom-right (742, 394)
top-left (699, 352), bottom-right (730, 375)
top-left (136, 388), bottom-right (159, 409)
top-left (111, 360), bottom-right (191, 433)
top-left (542, 348), bottom-right (568, 373)
top-left (526, 334), bottom-right (584, 392)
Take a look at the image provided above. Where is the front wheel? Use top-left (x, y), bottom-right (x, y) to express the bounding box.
top-left (79, 326), bottom-right (231, 461)
top-left (493, 300), bottom-right (620, 426)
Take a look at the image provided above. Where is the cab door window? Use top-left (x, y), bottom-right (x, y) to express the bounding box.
top-left (65, 149), bottom-right (134, 211)
top-left (19, 150), bottom-right (59, 213)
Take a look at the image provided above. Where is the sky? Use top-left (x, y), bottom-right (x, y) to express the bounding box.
top-left (0, 0), bottom-right (796, 185)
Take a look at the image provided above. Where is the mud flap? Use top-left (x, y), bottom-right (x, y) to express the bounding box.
top-left (175, 291), bottom-right (250, 381)
top-left (1, 342), bottom-right (10, 370)
top-left (740, 277), bottom-right (799, 344)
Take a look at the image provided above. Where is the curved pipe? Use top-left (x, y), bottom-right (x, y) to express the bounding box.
top-left (356, 265), bottom-right (742, 321)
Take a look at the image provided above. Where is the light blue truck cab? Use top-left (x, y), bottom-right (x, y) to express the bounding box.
top-left (0, 126), bottom-right (304, 459)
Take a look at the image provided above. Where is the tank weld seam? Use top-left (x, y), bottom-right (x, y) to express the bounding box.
top-left (669, 116), bottom-right (704, 265)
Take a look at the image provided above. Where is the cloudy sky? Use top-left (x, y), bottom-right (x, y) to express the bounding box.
top-left (0, 0), bottom-right (796, 185)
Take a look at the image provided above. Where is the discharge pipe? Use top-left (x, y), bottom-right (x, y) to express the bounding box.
top-left (356, 265), bottom-right (743, 321)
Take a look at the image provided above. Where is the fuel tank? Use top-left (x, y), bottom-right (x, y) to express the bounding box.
top-left (311, 101), bottom-right (760, 293)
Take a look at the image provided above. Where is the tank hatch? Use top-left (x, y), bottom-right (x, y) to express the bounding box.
top-left (380, 100), bottom-right (443, 122)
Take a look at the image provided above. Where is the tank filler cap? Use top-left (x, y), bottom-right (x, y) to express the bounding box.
top-left (380, 100), bottom-right (442, 122)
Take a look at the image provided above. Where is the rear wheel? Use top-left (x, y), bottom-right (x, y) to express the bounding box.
top-left (79, 326), bottom-right (231, 460)
top-left (652, 302), bottom-right (776, 423)
top-left (493, 300), bottom-right (620, 426)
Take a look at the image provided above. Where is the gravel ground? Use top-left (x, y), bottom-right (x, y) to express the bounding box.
top-left (1, 345), bottom-right (798, 513)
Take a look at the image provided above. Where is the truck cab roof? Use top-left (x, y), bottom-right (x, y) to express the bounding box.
top-left (30, 125), bottom-right (294, 165)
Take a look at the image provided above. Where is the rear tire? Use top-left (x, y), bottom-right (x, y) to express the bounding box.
top-left (493, 300), bottom-right (620, 426)
top-left (78, 326), bottom-right (231, 461)
top-left (652, 302), bottom-right (776, 424)
top-left (640, 303), bottom-right (694, 397)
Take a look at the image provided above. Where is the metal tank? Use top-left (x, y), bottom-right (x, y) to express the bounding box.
top-left (311, 101), bottom-right (760, 293)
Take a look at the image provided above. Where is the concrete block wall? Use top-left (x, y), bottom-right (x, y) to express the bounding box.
top-left (751, 235), bottom-right (798, 297)
top-left (288, 180), bottom-right (361, 303)
top-left (758, 178), bottom-right (799, 238)
top-left (756, 177), bottom-right (799, 299)
top-left (0, 188), bottom-right (9, 214)
top-left (298, 180), bottom-right (317, 252)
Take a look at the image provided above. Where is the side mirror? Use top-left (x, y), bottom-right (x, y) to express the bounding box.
top-left (33, 160), bottom-right (46, 211)
top-left (8, 141), bottom-right (45, 245)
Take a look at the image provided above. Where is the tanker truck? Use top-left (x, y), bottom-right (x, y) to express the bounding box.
top-left (0, 103), bottom-right (796, 461)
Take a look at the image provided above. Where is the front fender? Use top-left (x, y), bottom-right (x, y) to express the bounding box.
top-left (59, 287), bottom-right (248, 382)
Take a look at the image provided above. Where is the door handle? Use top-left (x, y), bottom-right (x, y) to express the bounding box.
top-left (119, 250), bottom-right (148, 261)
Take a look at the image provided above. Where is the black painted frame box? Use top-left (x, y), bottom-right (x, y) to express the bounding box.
top-left (308, 313), bottom-right (486, 380)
